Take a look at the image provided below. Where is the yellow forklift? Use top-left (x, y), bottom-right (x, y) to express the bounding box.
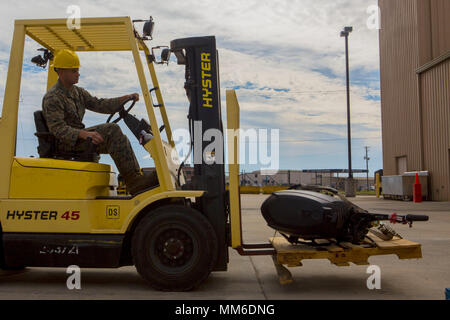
top-left (0, 17), bottom-right (427, 291)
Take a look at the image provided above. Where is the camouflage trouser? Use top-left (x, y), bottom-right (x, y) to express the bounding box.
top-left (59, 123), bottom-right (140, 178)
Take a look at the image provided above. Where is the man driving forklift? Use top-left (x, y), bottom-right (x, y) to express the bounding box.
top-left (42, 49), bottom-right (157, 195)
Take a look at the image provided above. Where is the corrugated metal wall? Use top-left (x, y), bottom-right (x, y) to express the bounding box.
top-left (420, 59), bottom-right (450, 201)
top-left (379, 0), bottom-right (450, 200)
top-left (379, 0), bottom-right (422, 175)
top-left (430, 0), bottom-right (450, 58)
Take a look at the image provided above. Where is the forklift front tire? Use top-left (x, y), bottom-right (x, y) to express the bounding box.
top-left (131, 205), bottom-right (218, 291)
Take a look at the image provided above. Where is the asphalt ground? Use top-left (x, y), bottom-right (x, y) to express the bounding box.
top-left (0, 195), bottom-right (449, 300)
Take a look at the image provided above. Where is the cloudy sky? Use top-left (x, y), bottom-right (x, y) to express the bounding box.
top-left (0, 0), bottom-right (382, 177)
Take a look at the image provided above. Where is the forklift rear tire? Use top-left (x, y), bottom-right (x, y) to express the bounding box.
top-left (131, 205), bottom-right (218, 291)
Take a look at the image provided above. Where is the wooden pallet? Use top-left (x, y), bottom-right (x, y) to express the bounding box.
top-left (269, 235), bottom-right (422, 284)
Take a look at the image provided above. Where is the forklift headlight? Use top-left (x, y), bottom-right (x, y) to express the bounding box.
top-left (161, 48), bottom-right (171, 63)
top-left (143, 17), bottom-right (154, 39)
top-left (31, 48), bottom-right (53, 68)
top-left (150, 46), bottom-right (170, 65)
top-left (31, 55), bottom-right (46, 67)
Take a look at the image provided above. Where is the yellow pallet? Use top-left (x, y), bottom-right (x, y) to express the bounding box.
top-left (269, 235), bottom-right (422, 284)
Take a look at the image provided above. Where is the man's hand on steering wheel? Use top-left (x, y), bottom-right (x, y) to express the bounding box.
top-left (122, 93), bottom-right (139, 103)
top-left (107, 93), bottom-right (139, 124)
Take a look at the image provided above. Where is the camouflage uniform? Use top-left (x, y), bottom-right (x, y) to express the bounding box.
top-left (42, 80), bottom-right (141, 179)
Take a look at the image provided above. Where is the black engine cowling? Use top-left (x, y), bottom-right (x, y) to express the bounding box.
top-left (261, 190), bottom-right (354, 241)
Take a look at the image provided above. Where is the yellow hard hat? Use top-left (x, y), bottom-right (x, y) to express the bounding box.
top-left (51, 49), bottom-right (80, 69)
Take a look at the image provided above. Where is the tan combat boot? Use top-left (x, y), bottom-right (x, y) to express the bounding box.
top-left (124, 171), bottom-right (159, 195)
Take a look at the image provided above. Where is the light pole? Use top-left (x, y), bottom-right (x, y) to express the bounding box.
top-left (340, 26), bottom-right (354, 197)
top-left (364, 146), bottom-right (370, 190)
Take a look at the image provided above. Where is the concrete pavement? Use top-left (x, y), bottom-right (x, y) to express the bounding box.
top-left (1, 195), bottom-right (449, 300)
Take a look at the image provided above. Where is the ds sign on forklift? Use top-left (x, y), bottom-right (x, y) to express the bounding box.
top-left (0, 16), bottom-right (428, 291)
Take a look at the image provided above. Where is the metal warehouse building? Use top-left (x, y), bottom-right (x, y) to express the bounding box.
top-left (379, 0), bottom-right (450, 200)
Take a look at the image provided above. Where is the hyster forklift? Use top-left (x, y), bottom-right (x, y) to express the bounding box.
top-left (0, 17), bottom-right (427, 291)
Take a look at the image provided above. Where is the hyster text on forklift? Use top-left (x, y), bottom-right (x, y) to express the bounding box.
top-left (0, 16), bottom-right (429, 291)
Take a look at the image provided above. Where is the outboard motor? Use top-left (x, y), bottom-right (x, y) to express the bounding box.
top-left (261, 189), bottom-right (429, 244)
top-left (261, 190), bottom-right (353, 243)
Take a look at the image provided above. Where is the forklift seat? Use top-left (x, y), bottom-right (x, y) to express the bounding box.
top-left (33, 110), bottom-right (100, 162)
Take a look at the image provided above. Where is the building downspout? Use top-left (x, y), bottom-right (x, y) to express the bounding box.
top-left (416, 74), bottom-right (424, 171)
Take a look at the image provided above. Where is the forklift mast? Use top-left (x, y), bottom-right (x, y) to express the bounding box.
top-left (170, 36), bottom-right (228, 271)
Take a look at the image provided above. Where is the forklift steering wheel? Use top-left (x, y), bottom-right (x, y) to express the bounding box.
top-left (106, 97), bottom-right (137, 124)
